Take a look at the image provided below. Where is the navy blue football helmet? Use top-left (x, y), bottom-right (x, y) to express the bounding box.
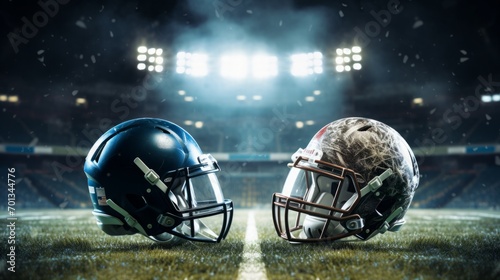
top-left (84, 118), bottom-right (233, 244)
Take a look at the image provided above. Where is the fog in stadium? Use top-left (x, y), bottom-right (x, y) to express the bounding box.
top-left (0, 0), bottom-right (499, 279)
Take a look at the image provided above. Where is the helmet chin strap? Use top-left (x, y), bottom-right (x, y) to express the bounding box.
top-left (364, 206), bottom-right (404, 240)
top-left (357, 168), bottom-right (406, 240)
top-left (133, 157), bottom-right (168, 193)
top-left (106, 198), bottom-right (149, 237)
top-left (359, 168), bottom-right (393, 197)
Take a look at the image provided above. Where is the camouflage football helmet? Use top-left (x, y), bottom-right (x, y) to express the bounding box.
top-left (272, 117), bottom-right (419, 243)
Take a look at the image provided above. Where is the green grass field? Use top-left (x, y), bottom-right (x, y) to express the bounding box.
top-left (1, 208), bottom-right (499, 280)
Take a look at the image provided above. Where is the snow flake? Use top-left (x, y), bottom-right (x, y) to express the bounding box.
top-left (413, 19), bottom-right (424, 29)
top-left (403, 55), bottom-right (408, 64)
top-left (75, 20), bottom-right (87, 29)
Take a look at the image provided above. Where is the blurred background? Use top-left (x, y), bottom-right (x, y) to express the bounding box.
top-left (0, 0), bottom-right (499, 209)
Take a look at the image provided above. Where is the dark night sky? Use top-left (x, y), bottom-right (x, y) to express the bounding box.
top-left (0, 0), bottom-right (499, 123)
top-left (1, 0), bottom-right (498, 86)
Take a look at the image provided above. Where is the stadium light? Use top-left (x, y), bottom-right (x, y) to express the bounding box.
top-left (252, 55), bottom-right (278, 78)
top-left (305, 96), bottom-right (315, 102)
top-left (176, 52), bottom-right (209, 77)
top-left (220, 54), bottom-right (248, 79)
top-left (335, 46), bottom-right (362, 72)
top-left (137, 45), bottom-right (164, 72)
top-left (75, 97), bottom-right (87, 106)
top-left (2, 95), bottom-right (19, 103)
top-left (481, 95), bottom-right (492, 103)
top-left (482, 94), bottom-right (500, 103)
top-left (195, 121), bottom-right (204, 129)
top-left (290, 52), bottom-right (323, 77)
top-left (8, 95), bottom-right (19, 103)
top-left (412, 97), bottom-right (424, 106)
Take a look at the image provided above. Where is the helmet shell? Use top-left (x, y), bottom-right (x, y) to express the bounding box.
top-left (84, 118), bottom-right (204, 237)
top-left (315, 117), bottom-right (419, 239)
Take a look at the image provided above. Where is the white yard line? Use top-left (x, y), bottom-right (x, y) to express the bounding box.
top-left (237, 211), bottom-right (268, 280)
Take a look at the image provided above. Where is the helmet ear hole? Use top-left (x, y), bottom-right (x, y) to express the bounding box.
top-left (126, 194), bottom-right (148, 209)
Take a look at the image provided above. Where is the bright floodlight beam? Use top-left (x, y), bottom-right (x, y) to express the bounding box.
top-left (313, 51), bottom-right (323, 74)
top-left (176, 52), bottom-right (208, 76)
top-left (290, 52), bottom-right (323, 77)
top-left (220, 54), bottom-right (248, 79)
top-left (481, 95), bottom-right (492, 103)
top-left (334, 46), bottom-right (362, 72)
top-left (137, 45), bottom-right (164, 72)
top-left (190, 53), bottom-right (208, 77)
top-left (352, 46), bottom-right (362, 53)
top-left (176, 52), bottom-right (186, 74)
top-left (252, 55), bottom-right (278, 78)
top-left (290, 53), bottom-right (309, 76)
